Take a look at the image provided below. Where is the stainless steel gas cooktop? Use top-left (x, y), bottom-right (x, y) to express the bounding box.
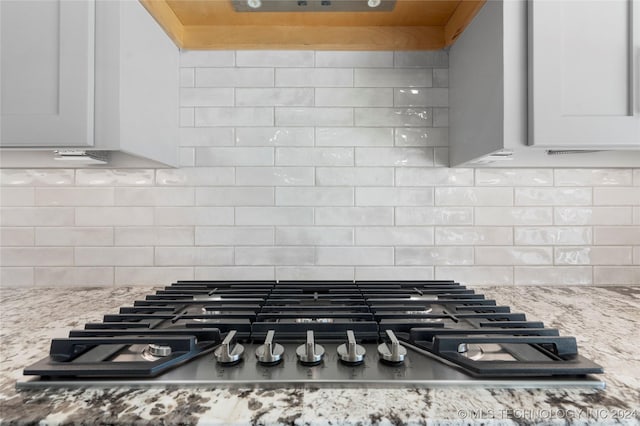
top-left (18, 281), bottom-right (604, 389)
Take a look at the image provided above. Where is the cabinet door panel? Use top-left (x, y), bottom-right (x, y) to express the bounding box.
top-left (529, 0), bottom-right (640, 148)
top-left (1, 0), bottom-right (94, 146)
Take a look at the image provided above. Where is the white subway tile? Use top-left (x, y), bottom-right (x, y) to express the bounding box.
top-left (356, 147), bottom-right (434, 166)
top-left (115, 227), bottom-right (194, 246)
top-left (195, 266), bottom-right (274, 280)
top-left (555, 169), bottom-right (633, 186)
top-left (180, 88), bottom-right (234, 107)
top-left (554, 207), bottom-right (632, 225)
top-left (236, 88), bottom-right (314, 107)
top-left (593, 266), bottom-right (640, 285)
top-left (115, 187), bottom-right (194, 206)
top-left (1, 187), bottom-right (34, 206)
top-left (475, 207), bottom-right (552, 226)
top-left (155, 247), bottom-right (234, 266)
top-left (180, 68), bottom-right (195, 87)
top-left (180, 128), bottom-right (234, 147)
top-left (433, 68), bottom-right (448, 87)
top-left (435, 227), bottom-right (513, 245)
top-left (236, 167), bottom-right (314, 186)
top-left (236, 50), bottom-right (314, 67)
top-left (315, 207), bottom-right (393, 226)
top-left (396, 168), bottom-right (473, 186)
top-left (76, 207), bottom-right (154, 226)
top-left (594, 187), bottom-right (640, 205)
top-left (436, 187), bottom-right (513, 206)
top-left (316, 51), bottom-right (393, 68)
top-left (635, 247), bottom-right (640, 264)
top-left (75, 170), bottom-right (154, 186)
top-left (514, 227), bottom-right (592, 245)
top-left (395, 207), bottom-right (473, 225)
top-left (155, 207), bottom-right (234, 226)
top-left (156, 167), bottom-right (235, 186)
top-left (0, 247), bottom-right (73, 266)
top-left (634, 169), bottom-right (640, 185)
top-left (355, 69), bottom-right (432, 87)
top-left (515, 188), bottom-right (592, 206)
top-left (635, 207), bottom-right (640, 224)
top-left (394, 51), bottom-right (448, 67)
top-left (434, 148), bottom-right (448, 167)
top-left (195, 107), bottom-right (273, 127)
top-left (276, 187), bottom-right (353, 206)
top-left (395, 247), bottom-right (473, 265)
top-left (316, 247), bottom-right (393, 265)
top-left (394, 88), bottom-right (448, 107)
top-left (515, 266), bottom-right (592, 285)
top-left (35, 188), bottom-right (113, 206)
top-left (75, 247), bottom-right (153, 266)
top-left (196, 147), bottom-right (274, 166)
top-left (0, 227), bottom-right (34, 246)
top-left (316, 167), bottom-right (393, 186)
top-left (276, 68), bottom-right (353, 87)
top-left (433, 108), bottom-right (448, 127)
top-left (181, 50), bottom-right (234, 67)
top-left (0, 207), bottom-right (74, 226)
top-left (355, 227), bottom-right (433, 245)
top-left (196, 187), bottom-right (274, 206)
top-left (355, 266), bottom-right (433, 280)
top-left (554, 247), bottom-right (633, 266)
top-left (236, 247), bottom-right (315, 265)
top-left (315, 88), bottom-right (392, 107)
top-left (476, 169), bottom-right (553, 186)
top-left (0, 169), bottom-right (74, 186)
top-left (594, 226), bottom-right (640, 245)
top-left (1, 267), bottom-right (34, 287)
top-left (275, 227), bottom-right (353, 245)
top-left (115, 267), bottom-right (194, 286)
top-left (275, 108), bottom-right (353, 126)
top-left (236, 127), bottom-right (314, 146)
top-left (196, 227), bottom-right (274, 246)
top-left (35, 267), bottom-right (113, 287)
top-left (435, 266), bottom-right (512, 285)
top-left (276, 148), bottom-right (353, 166)
top-left (196, 68), bottom-right (274, 87)
top-left (180, 107), bottom-right (195, 127)
top-left (394, 128), bottom-right (448, 147)
top-left (355, 108), bottom-right (432, 127)
top-left (179, 148), bottom-right (195, 167)
top-left (235, 207), bottom-right (314, 225)
top-left (475, 247), bottom-right (552, 265)
top-left (356, 188), bottom-right (434, 206)
top-left (36, 227), bottom-right (113, 246)
top-left (276, 266), bottom-right (354, 281)
top-left (316, 128), bottom-right (393, 147)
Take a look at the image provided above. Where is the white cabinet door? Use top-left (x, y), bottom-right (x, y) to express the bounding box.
top-left (529, 0), bottom-right (640, 148)
top-left (1, 0), bottom-right (94, 146)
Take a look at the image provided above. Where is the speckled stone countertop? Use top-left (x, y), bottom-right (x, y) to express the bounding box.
top-left (1, 285), bottom-right (639, 425)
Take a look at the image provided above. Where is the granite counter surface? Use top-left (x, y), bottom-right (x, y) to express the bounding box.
top-left (1, 285), bottom-right (638, 425)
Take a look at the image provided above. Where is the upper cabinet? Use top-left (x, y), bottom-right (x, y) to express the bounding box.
top-left (1, 0), bottom-right (94, 146)
top-left (529, 0), bottom-right (640, 148)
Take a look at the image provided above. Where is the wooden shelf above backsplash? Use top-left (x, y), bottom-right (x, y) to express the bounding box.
top-left (139, 0), bottom-right (486, 50)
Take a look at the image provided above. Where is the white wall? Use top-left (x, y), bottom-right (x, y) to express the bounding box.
top-left (0, 50), bottom-right (639, 287)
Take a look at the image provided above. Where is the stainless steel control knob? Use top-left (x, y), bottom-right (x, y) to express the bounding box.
top-left (377, 329), bottom-right (407, 364)
top-left (337, 330), bottom-right (366, 365)
top-left (296, 330), bottom-right (325, 365)
top-left (214, 330), bottom-right (245, 364)
top-left (255, 330), bottom-right (285, 365)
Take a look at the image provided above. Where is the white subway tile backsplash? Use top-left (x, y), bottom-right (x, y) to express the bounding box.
top-left (356, 188), bottom-right (434, 206)
top-left (179, 148), bottom-right (196, 167)
top-left (315, 207), bottom-right (393, 226)
top-left (236, 50), bottom-right (314, 67)
top-left (115, 227), bottom-right (194, 246)
top-left (235, 207), bottom-right (314, 225)
top-left (276, 68), bottom-right (353, 87)
top-left (432, 108), bottom-right (448, 127)
top-left (75, 170), bottom-right (154, 186)
top-left (316, 168), bottom-right (393, 186)
top-left (180, 128), bottom-right (235, 147)
top-left (115, 188), bottom-right (194, 206)
top-left (475, 247), bottom-right (552, 265)
top-left (394, 128), bottom-right (448, 147)
top-left (394, 51), bottom-right (448, 68)
top-left (195, 266), bottom-right (274, 280)
top-left (355, 227), bottom-right (433, 246)
top-left (1, 267), bottom-right (34, 287)
top-left (156, 168), bottom-right (235, 186)
top-left (35, 188), bottom-right (113, 206)
top-left (180, 68), bottom-right (195, 87)
top-left (76, 207), bottom-right (154, 226)
top-left (554, 246), bottom-right (633, 266)
top-left (315, 51), bottom-right (393, 68)
top-left (435, 227), bottom-right (513, 246)
top-left (195, 107), bottom-right (273, 127)
top-left (276, 266), bottom-right (354, 281)
top-left (236, 127), bottom-right (314, 146)
top-left (236, 88), bottom-right (314, 107)
top-left (476, 169), bottom-right (553, 186)
top-left (435, 188), bottom-right (513, 206)
top-left (0, 207), bottom-right (74, 226)
top-left (355, 266), bottom-right (434, 280)
top-left (196, 68), bottom-right (274, 87)
top-left (435, 266), bottom-right (512, 285)
top-left (593, 266), bottom-right (640, 285)
top-left (515, 227), bottom-right (592, 245)
top-left (276, 187), bottom-right (353, 206)
top-left (395, 207), bottom-right (473, 225)
top-left (634, 247), bottom-right (640, 264)
top-left (276, 148), bottom-right (354, 166)
top-left (0, 247), bottom-right (73, 266)
top-left (196, 227), bottom-right (274, 246)
top-left (235, 247), bottom-right (315, 265)
top-left (181, 51), bottom-right (234, 67)
top-left (395, 247), bottom-right (473, 265)
top-left (180, 108), bottom-right (195, 127)
top-left (316, 247), bottom-right (393, 265)
top-left (555, 169), bottom-right (633, 186)
top-left (155, 247), bottom-right (233, 266)
top-left (75, 247), bottom-right (153, 266)
top-left (115, 267), bottom-right (194, 286)
top-left (316, 128), bottom-right (393, 147)
top-left (315, 88), bottom-right (393, 107)
top-left (180, 88), bottom-right (234, 107)
top-left (275, 227), bottom-right (353, 246)
top-left (594, 226), bottom-right (640, 245)
top-left (432, 69), bottom-right (448, 88)
top-left (356, 147), bottom-right (434, 166)
top-left (355, 108), bottom-right (431, 127)
top-left (515, 266), bottom-right (592, 285)
top-left (35, 267), bottom-right (113, 287)
top-left (0, 228), bottom-right (34, 246)
top-left (196, 147), bottom-right (274, 166)
top-left (594, 187), bottom-right (640, 205)
top-left (236, 167), bottom-right (314, 186)
top-left (275, 108), bottom-right (353, 127)
top-left (355, 69), bottom-right (432, 88)
top-left (0, 169), bottom-right (74, 186)
top-left (554, 207), bottom-right (632, 225)
top-left (475, 207), bottom-right (552, 226)
top-left (36, 227), bottom-right (113, 246)
top-left (196, 187), bottom-right (274, 206)
top-left (155, 207), bottom-right (234, 226)
top-left (1, 188), bottom-right (34, 206)
top-left (433, 147), bottom-right (448, 167)
top-left (634, 170), bottom-right (640, 185)
top-left (515, 188), bottom-right (592, 206)
top-left (394, 88), bottom-right (448, 107)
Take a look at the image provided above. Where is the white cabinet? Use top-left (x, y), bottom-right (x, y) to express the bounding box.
top-left (529, 0), bottom-right (640, 148)
top-left (1, 0), bottom-right (94, 146)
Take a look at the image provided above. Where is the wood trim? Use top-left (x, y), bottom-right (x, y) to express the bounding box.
top-left (443, 0), bottom-right (486, 46)
top-left (183, 25), bottom-right (444, 50)
top-left (139, 0), bottom-right (185, 47)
